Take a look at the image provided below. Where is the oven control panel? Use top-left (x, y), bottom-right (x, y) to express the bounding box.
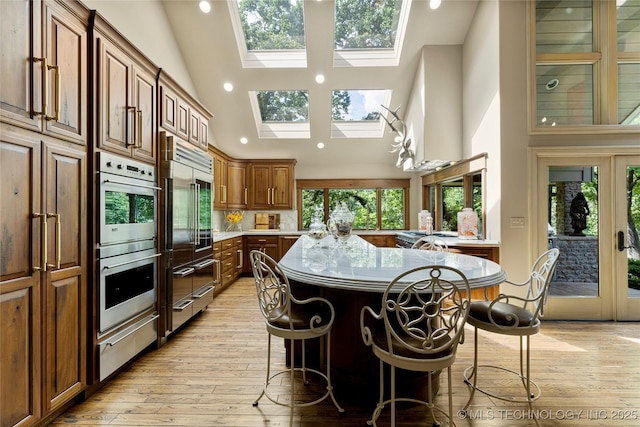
top-left (98, 152), bottom-right (155, 182)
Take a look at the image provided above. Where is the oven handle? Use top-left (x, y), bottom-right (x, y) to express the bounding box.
top-left (102, 178), bottom-right (161, 191)
top-left (103, 253), bottom-right (161, 270)
top-left (104, 314), bottom-right (159, 347)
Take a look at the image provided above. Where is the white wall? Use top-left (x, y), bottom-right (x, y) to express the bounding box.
top-left (463, 0), bottom-right (501, 242)
top-left (83, 0), bottom-right (197, 95)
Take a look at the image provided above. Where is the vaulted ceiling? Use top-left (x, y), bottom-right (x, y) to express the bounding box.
top-left (161, 0), bottom-right (479, 172)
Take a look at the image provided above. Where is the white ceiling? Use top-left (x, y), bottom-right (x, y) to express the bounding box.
top-left (161, 0), bottom-right (479, 171)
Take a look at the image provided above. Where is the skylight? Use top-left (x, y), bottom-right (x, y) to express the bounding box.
top-left (331, 89), bottom-right (391, 138)
top-left (333, 0), bottom-right (412, 67)
top-left (229, 0), bottom-right (307, 68)
top-left (249, 90), bottom-right (311, 139)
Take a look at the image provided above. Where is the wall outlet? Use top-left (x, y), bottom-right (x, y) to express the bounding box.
top-left (510, 217), bottom-right (525, 228)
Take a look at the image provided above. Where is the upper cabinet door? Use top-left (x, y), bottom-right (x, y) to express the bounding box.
top-left (0, 0), bottom-right (87, 146)
top-left (131, 66), bottom-right (156, 163)
top-left (95, 20), bottom-right (157, 164)
top-left (43, 0), bottom-right (87, 144)
top-left (0, 0), bottom-right (41, 131)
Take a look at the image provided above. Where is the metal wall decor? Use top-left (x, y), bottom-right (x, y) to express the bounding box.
top-left (380, 104), bottom-right (415, 169)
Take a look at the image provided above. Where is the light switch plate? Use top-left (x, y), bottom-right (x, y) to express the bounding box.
top-left (510, 217), bottom-right (525, 228)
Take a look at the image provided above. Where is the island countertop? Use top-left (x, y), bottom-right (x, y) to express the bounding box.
top-left (278, 234), bottom-right (506, 293)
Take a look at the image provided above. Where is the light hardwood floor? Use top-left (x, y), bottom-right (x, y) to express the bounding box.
top-left (53, 277), bottom-right (640, 427)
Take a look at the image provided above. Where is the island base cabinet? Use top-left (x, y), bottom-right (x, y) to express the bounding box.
top-left (286, 281), bottom-right (440, 405)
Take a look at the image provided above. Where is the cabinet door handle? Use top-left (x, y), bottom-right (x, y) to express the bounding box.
top-left (136, 110), bottom-right (143, 148)
top-left (32, 58), bottom-right (47, 117)
top-left (45, 64), bottom-right (60, 121)
top-left (32, 213), bottom-right (47, 272)
top-left (127, 106), bottom-right (136, 147)
top-left (47, 213), bottom-right (61, 270)
top-left (244, 188), bottom-right (248, 205)
top-left (236, 249), bottom-right (243, 269)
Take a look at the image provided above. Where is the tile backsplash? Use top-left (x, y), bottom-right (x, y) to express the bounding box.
top-left (213, 210), bottom-right (298, 232)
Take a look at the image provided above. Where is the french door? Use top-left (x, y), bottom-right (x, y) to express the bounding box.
top-left (615, 156), bottom-right (640, 321)
top-left (534, 151), bottom-right (639, 321)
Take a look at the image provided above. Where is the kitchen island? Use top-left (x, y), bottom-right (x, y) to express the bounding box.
top-left (278, 235), bottom-right (506, 403)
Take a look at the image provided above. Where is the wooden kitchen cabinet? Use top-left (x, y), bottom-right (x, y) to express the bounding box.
top-left (0, 0), bottom-right (88, 146)
top-left (158, 71), bottom-right (212, 152)
top-left (93, 12), bottom-right (157, 164)
top-left (0, 130), bottom-right (87, 427)
top-left (213, 153), bottom-right (228, 210)
top-left (244, 235), bottom-right (279, 274)
top-left (227, 160), bottom-right (248, 210)
top-left (278, 235), bottom-right (300, 259)
top-left (359, 234), bottom-right (396, 247)
top-left (248, 160), bottom-right (295, 210)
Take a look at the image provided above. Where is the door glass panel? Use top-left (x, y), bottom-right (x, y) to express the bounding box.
top-left (197, 177), bottom-right (212, 250)
top-left (536, 0), bottom-right (593, 53)
top-left (617, 63), bottom-right (640, 125)
top-left (548, 166), bottom-right (600, 297)
top-left (625, 165), bottom-right (640, 298)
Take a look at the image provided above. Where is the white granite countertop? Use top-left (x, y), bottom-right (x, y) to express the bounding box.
top-left (278, 234), bottom-right (506, 293)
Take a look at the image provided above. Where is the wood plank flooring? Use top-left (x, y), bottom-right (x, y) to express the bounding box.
top-left (53, 277), bottom-right (640, 426)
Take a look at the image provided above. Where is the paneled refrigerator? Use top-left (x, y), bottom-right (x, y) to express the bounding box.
top-left (160, 132), bottom-right (217, 335)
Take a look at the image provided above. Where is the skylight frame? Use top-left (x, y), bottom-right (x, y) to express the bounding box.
top-left (228, 0), bottom-right (308, 69)
top-left (333, 0), bottom-right (412, 68)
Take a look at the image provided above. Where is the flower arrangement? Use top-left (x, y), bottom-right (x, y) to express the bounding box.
top-left (225, 210), bottom-right (244, 231)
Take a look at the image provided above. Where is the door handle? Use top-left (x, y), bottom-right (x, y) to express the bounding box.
top-left (617, 231), bottom-right (628, 252)
top-left (32, 213), bottom-right (47, 272)
top-left (47, 213), bottom-right (61, 270)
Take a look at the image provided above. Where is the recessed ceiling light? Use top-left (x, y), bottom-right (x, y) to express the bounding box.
top-left (199, 1), bottom-right (211, 13)
top-left (545, 78), bottom-right (559, 90)
top-left (429, 0), bottom-right (441, 9)
top-left (240, 137), bottom-right (248, 144)
top-left (317, 142), bottom-right (325, 149)
top-left (315, 74), bottom-right (325, 84)
top-left (223, 82), bottom-right (234, 92)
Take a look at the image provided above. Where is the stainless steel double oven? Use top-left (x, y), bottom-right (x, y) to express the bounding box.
top-left (96, 152), bottom-right (160, 380)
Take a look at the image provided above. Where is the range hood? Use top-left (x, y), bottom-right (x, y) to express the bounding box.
top-left (399, 46), bottom-right (462, 172)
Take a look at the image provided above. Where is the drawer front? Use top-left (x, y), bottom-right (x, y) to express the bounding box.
top-left (245, 235), bottom-right (278, 245)
top-left (233, 237), bottom-right (243, 246)
top-left (221, 239), bottom-right (234, 250)
top-left (221, 248), bottom-right (234, 260)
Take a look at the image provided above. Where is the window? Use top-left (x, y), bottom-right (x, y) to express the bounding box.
top-left (421, 154), bottom-right (487, 237)
top-left (297, 179), bottom-right (410, 230)
top-left (531, 0), bottom-right (640, 131)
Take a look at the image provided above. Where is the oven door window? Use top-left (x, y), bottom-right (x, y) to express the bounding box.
top-left (105, 190), bottom-right (155, 225)
top-left (105, 261), bottom-right (155, 309)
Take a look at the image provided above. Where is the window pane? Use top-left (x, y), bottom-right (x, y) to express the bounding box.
top-left (618, 63), bottom-right (640, 125)
top-left (328, 189), bottom-right (377, 230)
top-left (548, 166), bottom-right (600, 297)
top-left (332, 90), bottom-right (384, 121)
top-left (257, 90), bottom-right (309, 122)
top-left (536, 64), bottom-right (594, 126)
top-left (381, 188), bottom-right (404, 230)
top-left (472, 173), bottom-right (483, 237)
top-left (617, 0), bottom-right (640, 53)
top-left (536, 0), bottom-right (593, 53)
top-left (334, 0), bottom-right (402, 50)
top-left (237, 0), bottom-right (305, 50)
top-left (441, 179), bottom-right (464, 232)
top-left (301, 189), bottom-right (325, 229)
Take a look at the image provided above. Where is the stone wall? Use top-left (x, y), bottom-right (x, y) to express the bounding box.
top-left (550, 235), bottom-right (599, 282)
